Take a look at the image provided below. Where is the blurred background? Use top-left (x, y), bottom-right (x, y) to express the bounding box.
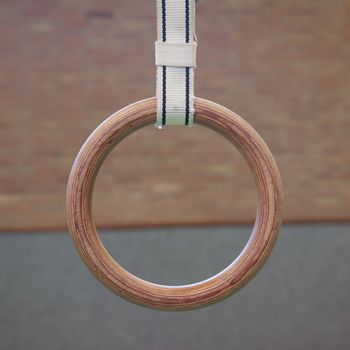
top-left (0, 0), bottom-right (349, 349)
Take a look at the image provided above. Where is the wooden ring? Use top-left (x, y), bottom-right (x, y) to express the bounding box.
top-left (67, 97), bottom-right (283, 310)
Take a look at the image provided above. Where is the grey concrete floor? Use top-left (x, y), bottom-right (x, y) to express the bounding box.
top-left (0, 224), bottom-right (349, 350)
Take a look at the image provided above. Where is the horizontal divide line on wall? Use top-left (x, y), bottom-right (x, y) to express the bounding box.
top-left (1, 217), bottom-right (350, 233)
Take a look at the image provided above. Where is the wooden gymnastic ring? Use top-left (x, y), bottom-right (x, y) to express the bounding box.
top-left (66, 97), bottom-right (283, 310)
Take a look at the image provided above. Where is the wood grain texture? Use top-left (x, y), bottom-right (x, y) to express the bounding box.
top-left (66, 98), bottom-right (283, 310)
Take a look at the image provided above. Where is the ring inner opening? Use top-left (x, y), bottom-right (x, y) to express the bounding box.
top-left (93, 122), bottom-right (257, 285)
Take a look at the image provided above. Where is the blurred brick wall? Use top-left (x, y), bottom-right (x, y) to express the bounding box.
top-left (0, 0), bottom-right (349, 230)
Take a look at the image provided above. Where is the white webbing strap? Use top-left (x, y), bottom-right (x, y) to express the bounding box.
top-left (155, 0), bottom-right (197, 127)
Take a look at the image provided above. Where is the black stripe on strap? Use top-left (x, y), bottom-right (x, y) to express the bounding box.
top-left (185, 67), bottom-right (190, 125)
top-left (162, 0), bottom-right (166, 42)
top-left (161, 0), bottom-right (166, 125)
top-left (162, 66), bottom-right (167, 126)
top-left (185, 0), bottom-right (190, 43)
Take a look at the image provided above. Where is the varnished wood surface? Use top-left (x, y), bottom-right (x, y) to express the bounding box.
top-left (66, 98), bottom-right (283, 310)
top-left (1, 0), bottom-right (350, 231)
